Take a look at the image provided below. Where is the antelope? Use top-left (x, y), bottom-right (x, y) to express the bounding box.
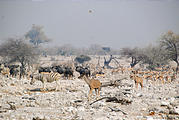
top-left (80, 75), bottom-right (101, 101)
top-left (111, 66), bottom-right (125, 74)
top-left (155, 72), bottom-right (165, 84)
top-left (130, 74), bottom-right (143, 89)
top-left (91, 70), bottom-right (105, 78)
top-left (143, 74), bottom-right (154, 83)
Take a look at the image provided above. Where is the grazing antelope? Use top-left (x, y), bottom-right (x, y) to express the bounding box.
top-left (111, 66), bottom-right (125, 74)
top-left (30, 72), bottom-right (61, 91)
top-left (92, 71), bottom-right (105, 78)
top-left (165, 75), bottom-right (171, 83)
top-left (143, 74), bottom-right (153, 83)
top-left (127, 67), bottom-right (133, 72)
top-left (80, 75), bottom-right (101, 101)
top-left (154, 72), bottom-right (165, 84)
top-left (171, 73), bottom-right (176, 82)
top-left (130, 74), bottom-right (143, 89)
top-left (164, 71), bottom-right (176, 83)
top-left (111, 68), bottom-right (119, 74)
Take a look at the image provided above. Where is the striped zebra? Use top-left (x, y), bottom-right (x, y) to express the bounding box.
top-left (30, 72), bottom-right (61, 91)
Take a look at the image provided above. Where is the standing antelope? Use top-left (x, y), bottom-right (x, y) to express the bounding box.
top-left (80, 75), bottom-right (101, 101)
top-left (130, 74), bottom-right (143, 89)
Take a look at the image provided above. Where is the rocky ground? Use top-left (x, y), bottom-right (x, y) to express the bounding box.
top-left (0, 56), bottom-right (179, 120)
top-left (0, 71), bottom-right (179, 120)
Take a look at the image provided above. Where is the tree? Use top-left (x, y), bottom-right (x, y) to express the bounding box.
top-left (103, 55), bottom-right (114, 69)
top-left (57, 44), bottom-right (76, 56)
top-left (88, 44), bottom-right (105, 55)
top-left (25, 24), bottom-right (51, 47)
top-left (102, 47), bottom-right (111, 53)
top-left (102, 47), bottom-right (117, 69)
top-left (0, 37), bottom-right (39, 77)
top-left (75, 55), bottom-right (91, 64)
top-left (141, 45), bottom-right (169, 70)
top-left (160, 31), bottom-right (179, 72)
top-left (120, 47), bottom-right (145, 68)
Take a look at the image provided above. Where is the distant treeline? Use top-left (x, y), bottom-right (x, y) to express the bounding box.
top-left (44, 44), bottom-right (120, 56)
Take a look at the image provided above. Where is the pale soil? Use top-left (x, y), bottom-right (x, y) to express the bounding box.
top-left (0, 56), bottom-right (179, 120)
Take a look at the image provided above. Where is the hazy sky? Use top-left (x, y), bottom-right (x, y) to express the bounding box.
top-left (0, 0), bottom-right (179, 49)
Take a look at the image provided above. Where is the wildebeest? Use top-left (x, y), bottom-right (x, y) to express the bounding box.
top-left (76, 66), bottom-right (91, 78)
top-left (51, 65), bottom-right (64, 74)
top-left (38, 67), bottom-right (52, 73)
top-left (8, 65), bottom-right (20, 78)
top-left (63, 66), bottom-right (73, 79)
top-left (52, 65), bottom-right (74, 79)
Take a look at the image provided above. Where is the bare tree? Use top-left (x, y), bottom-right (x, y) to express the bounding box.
top-left (120, 47), bottom-right (145, 68)
top-left (25, 24), bottom-right (51, 47)
top-left (160, 31), bottom-right (179, 72)
top-left (0, 37), bottom-right (39, 78)
top-left (103, 55), bottom-right (114, 69)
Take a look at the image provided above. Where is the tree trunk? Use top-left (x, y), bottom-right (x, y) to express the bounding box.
top-left (101, 77), bottom-right (127, 88)
top-left (96, 56), bottom-right (101, 69)
top-left (20, 61), bottom-right (26, 79)
top-left (176, 61), bottom-right (179, 74)
top-left (103, 55), bottom-right (113, 69)
top-left (130, 57), bottom-right (136, 68)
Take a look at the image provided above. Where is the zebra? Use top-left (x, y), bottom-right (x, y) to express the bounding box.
top-left (30, 72), bottom-right (61, 91)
